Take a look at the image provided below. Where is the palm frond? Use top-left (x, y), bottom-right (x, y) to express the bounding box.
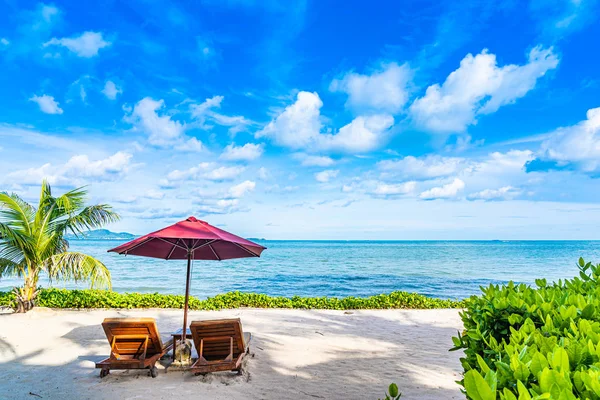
top-left (36, 230), bottom-right (63, 263)
top-left (0, 243), bottom-right (27, 266)
top-left (37, 234), bottom-right (69, 264)
top-left (46, 252), bottom-right (112, 290)
top-left (34, 181), bottom-right (59, 242)
top-left (0, 222), bottom-right (34, 262)
top-left (54, 186), bottom-right (88, 215)
top-left (35, 180), bottom-right (53, 220)
top-left (62, 205), bottom-right (120, 236)
top-left (0, 192), bottom-right (35, 234)
top-left (34, 184), bottom-right (85, 253)
top-left (0, 258), bottom-right (23, 278)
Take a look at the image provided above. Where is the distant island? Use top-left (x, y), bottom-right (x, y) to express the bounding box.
top-left (65, 229), bottom-right (137, 240)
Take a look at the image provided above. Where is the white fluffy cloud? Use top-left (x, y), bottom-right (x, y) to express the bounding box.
top-left (165, 163), bottom-right (213, 182)
top-left (452, 150), bottom-right (532, 199)
top-left (192, 198), bottom-right (245, 216)
top-left (472, 150), bottom-right (534, 176)
top-left (43, 31), bottom-right (111, 58)
top-left (256, 91), bottom-right (394, 153)
top-left (329, 62), bottom-right (413, 114)
top-left (125, 97), bottom-right (195, 149)
top-left (257, 167), bottom-right (269, 180)
top-left (161, 163), bottom-right (245, 187)
top-left (378, 155), bottom-right (464, 179)
top-left (5, 152), bottom-right (132, 186)
top-left (220, 143), bottom-right (264, 161)
top-left (190, 96), bottom-right (253, 135)
top-left (102, 80), bottom-right (122, 100)
top-left (190, 95), bottom-right (223, 117)
top-left (144, 189), bottom-right (165, 200)
top-left (315, 169), bottom-right (339, 183)
top-left (294, 154), bottom-right (335, 167)
top-left (204, 166), bottom-right (246, 181)
top-left (410, 46), bottom-right (559, 133)
top-left (468, 186), bottom-right (520, 201)
top-left (256, 91), bottom-right (322, 149)
top-left (373, 181), bottom-right (417, 196)
top-left (326, 115), bottom-right (394, 153)
top-left (533, 107), bottom-right (600, 172)
top-left (175, 137), bottom-right (203, 152)
top-left (40, 4), bottom-right (60, 24)
top-left (228, 180), bottom-right (256, 197)
top-left (0, 38), bottom-right (9, 46)
top-left (419, 178), bottom-right (465, 200)
top-left (29, 94), bottom-right (63, 114)
top-left (367, 149), bottom-right (533, 201)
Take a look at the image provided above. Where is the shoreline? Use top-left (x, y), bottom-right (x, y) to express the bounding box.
top-left (0, 307), bottom-right (464, 399)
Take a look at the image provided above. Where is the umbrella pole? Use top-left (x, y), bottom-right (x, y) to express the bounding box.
top-left (181, 251), bottom-right (192, 360)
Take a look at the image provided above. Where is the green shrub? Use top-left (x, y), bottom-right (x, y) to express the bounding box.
top-left (0, 288), bottom-right (464, 310)
top-left (452, 258), bottom-right (600, 399)
top-left (0, 290), bottom-right (15, 308)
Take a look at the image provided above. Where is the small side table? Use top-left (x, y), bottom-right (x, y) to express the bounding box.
top-left (170, 328), bottom-right (192, 361)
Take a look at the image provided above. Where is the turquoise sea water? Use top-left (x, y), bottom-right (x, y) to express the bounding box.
top-left (1, 240), bottom-right (599, 299)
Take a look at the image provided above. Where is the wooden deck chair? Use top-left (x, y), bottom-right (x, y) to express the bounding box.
top-left (95, 318), bottom-right (173, 378)
top-left (189, 318), bottom-right (252, 375)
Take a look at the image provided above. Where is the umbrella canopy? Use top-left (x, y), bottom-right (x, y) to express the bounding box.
top-left (108, 216), bottom-right (266, 363)
top-left (108, 216), bottom-right (266, 260)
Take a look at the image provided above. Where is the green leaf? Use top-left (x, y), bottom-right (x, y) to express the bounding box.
top-left (513, 361), bottom-right (530, 382)
top-left (502, 388), bottom-right (517, 400)
top-left (529, 353), bottom-right (548, 377)
top-left (464, 370), bottom-right (496, 400)
top-left (535, 278), bottom-right (547, 288)
top-left (517, 381), bottom-right (532, 400)
top-left (581, 304), bottom-right (595, 319)
top-left (509, 313), bottom-right (524, 325)
top-left (477, 354), bottom-right (491, 374)
top-left (550, 348), bottom-right (570, 373)
top-left (538, 368), bottom-right (554, 394)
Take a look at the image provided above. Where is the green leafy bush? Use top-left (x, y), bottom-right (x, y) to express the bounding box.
top-left (452, 258), bottom-right (600, 399)
top-left (0, 290), bottom-right (15, 308)
top-left (0, 288), bottom-right (464, 310)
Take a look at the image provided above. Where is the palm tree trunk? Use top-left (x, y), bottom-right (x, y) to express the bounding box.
top-left (14, 277), bottom-right (39, 313)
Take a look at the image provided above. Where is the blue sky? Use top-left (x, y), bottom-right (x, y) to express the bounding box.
top-left (1, 0), bottom-right (600, 239)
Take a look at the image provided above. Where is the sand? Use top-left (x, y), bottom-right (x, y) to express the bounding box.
top-left (0, 308), bottom-right (464, 399)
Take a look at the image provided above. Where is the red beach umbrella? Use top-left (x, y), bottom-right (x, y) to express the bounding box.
top-left (108, 216), bottom-right (266, 360)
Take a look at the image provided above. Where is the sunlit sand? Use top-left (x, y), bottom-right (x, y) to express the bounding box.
top-left (0, 307), bottom-right (463, 399)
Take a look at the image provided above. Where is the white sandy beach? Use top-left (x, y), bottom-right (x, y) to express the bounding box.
top-left (0, 308), bottom-right (464, 400)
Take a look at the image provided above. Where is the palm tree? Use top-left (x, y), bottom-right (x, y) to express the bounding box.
top-left (0, 181), bottom-right (119, 312)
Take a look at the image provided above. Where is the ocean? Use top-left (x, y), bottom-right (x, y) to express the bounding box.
top-left (1, 240), bottom-right (599, 299)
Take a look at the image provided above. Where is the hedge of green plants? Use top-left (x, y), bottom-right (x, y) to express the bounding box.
top-left (452, 258), bottom-right (600, 400)
top-left (0, 288), bottom-right (464, 310)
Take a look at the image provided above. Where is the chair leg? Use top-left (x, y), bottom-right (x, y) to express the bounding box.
top-left (100, 368), bottom-right (110, 378)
